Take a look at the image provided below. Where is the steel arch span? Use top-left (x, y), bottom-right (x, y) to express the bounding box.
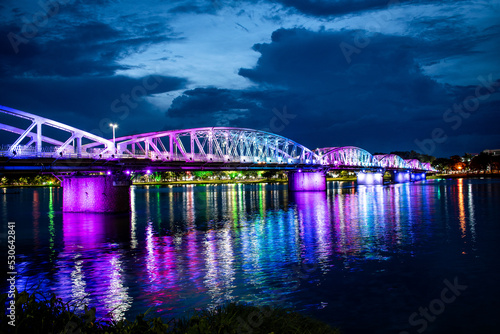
top-left (316, 146), bottom-right (380, 169)
top-left (0, 105), bottom-right (437, 173)
top-left (374, 154), bottom-right (411, 170)
top-left (106, 127), bottom-right (319, 166)
top-left (0, 105), bottom-right (114, 157)
top-left (421, 162), bottom-right (434, 171)
top-left (405, 159), bottom-right (424, 170)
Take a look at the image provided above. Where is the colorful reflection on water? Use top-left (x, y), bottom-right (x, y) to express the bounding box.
top-left (2, 179), bottom-right (499, 333)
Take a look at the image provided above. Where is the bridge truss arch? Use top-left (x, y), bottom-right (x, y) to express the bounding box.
top-left (405, 159), bottom-right (424, 171)
top-left (374, 154), bottom-right (411, 170)
top-left (421, 162), bottom-right (436, 172)
top-left (0, 105), bottom-right (114, 157)
top-left (316, 146), bottom-right (380, 169)
top-left (108, 127), bottom-right (318, 166)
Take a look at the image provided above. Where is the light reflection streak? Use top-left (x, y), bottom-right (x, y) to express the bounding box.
top-left (186, 230), bottom-right (203, 290)
top-left (33, 190), bottom-right (40, 249)
top-left (1, 187), bottom-right (7, 223)
top-left (237, 184), bottom-right (246, 225)
top-left (145, 221), bottom-right (158, 283)
top-left (60, 214), bottom-right (132, 321)
top-left (130, 187), bottom-right (138, 249)
top-left (169, 187), bottom-right (174, 226)
top-left (204, 230), bottom-right (223, 307)
top-left (156, 189), bottom-right (161, 226)
top-left (104, 253), bottom-right (132, 321)
top-left (70, 254), bottom-right (88, 313)
top-left (457, 179), bottom-right (466, 238)
top-left (219, 228), bottom-right (235, 302)
top-left (48, 187), bottom-right (56, 260)
top-left (467, 183), bottom-right (476, 243)
top-left (292, 192), bottom-right (331, 272)
top-left (145, 185), bottom-right (151, 219)
top-left (184, 185), bottom-right (195, 226)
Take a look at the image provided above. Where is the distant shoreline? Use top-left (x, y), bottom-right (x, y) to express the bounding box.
top-left (427, 172), bottom-right (500, 179)
top-left (2, 174), bottom-right (499, 188)
top-left (134, 176), bottom-right (358, 186)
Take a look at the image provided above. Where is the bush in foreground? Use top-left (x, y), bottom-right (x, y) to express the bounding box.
top-left (1, 290), bottom-right (340, 334)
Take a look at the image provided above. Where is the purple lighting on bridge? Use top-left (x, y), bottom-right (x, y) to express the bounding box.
top-left (288, 170), bottom-right (326, 191)
top-left (357, 172), bottom-right (384, 185)
top-left (393, 171), bottom-right (411, 183)
top-left (62, 176), bottom-right (131, 213)
top-left (411, 172), bottom-right (427, 182)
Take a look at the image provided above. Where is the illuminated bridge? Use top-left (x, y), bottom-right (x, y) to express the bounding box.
top-left (0, 105), bottom-right (436, 212)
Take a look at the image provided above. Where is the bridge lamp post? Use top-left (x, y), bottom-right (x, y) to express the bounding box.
top-left (109, 123), bottom-right (118, 154)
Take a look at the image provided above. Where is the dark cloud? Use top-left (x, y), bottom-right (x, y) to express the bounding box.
top-left (169, 88), bottom-right (246, 117)
top-left (166, 86), bottom-right (300, 130)
top-left (272, 0), bottom-right (462, 17)
top-left (167, 28), bottom-right (500, 156)
top-left (0, 75), bottom-right (187, 136)
top-left (0, 20), bottom-right (176, 77)
top-left (275, 0), bottom-right (402, 16)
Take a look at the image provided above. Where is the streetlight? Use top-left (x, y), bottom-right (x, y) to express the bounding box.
top-left (109, 123), bottom-right (118, 154)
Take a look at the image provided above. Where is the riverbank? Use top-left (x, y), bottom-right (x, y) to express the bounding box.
top-left (1, 290), bottom-right (340, 334)
top-left (135, 176), bottom-right (358, 186)
top-left (134, 178), bottom-right (287, 186)
top-left (0, 184), bottom-right (60, 188)
top-left (427, 172), bottom-right (500, 179)
top-left (3, 174), bottom-right (500, 188)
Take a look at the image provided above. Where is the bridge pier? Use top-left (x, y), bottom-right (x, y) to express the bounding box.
top-left (388, 170), bottom-right (411, 183)
top-left (356, 171), bottom-right (384, 185)
top-left (288, 170), bottom-right (326, 192)
top-left (62, 175), bottom-right (131, 213)
top-left (411, 172), bottom-right (427, 182)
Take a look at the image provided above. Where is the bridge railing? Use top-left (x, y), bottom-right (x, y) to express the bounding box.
top-left (116, 152), bottom-right (317, 165)
top-left (0, 145), bottom-right (73, 157)
top-left (0, 146), bottom-right (319, 166)
top-left (1, 142), bottom-right (435, 171)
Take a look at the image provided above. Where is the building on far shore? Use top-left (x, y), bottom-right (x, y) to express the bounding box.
top-left (483, 149), bottom-right (500, 156)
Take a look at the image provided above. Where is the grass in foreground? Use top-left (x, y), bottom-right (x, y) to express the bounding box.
top-left (1, 290), bottom-right (340, 334)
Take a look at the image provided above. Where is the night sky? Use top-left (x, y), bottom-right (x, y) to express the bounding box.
top-left (1, 0), bottom-right (499, 157)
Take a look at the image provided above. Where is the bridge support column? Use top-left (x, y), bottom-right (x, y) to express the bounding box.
top-left (388, 170), bottom-right (411, 183)
top-left (356, 171), bottom-right (384, 185)
top-left (62, 175), bottom-right (131, 213)
top-left (288, 170), bottom-right (326, 192)
top-left (411, 172), bottom-right (426, 182)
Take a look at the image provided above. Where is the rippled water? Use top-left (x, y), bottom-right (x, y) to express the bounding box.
top-left (1, 179), bottom-right (500, 333)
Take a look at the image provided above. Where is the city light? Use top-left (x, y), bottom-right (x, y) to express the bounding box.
top-left (109, 123), bottom-right (118, 154)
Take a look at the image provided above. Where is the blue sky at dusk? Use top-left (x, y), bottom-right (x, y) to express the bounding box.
top-left (1, 0), bottom-right (499, 157)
